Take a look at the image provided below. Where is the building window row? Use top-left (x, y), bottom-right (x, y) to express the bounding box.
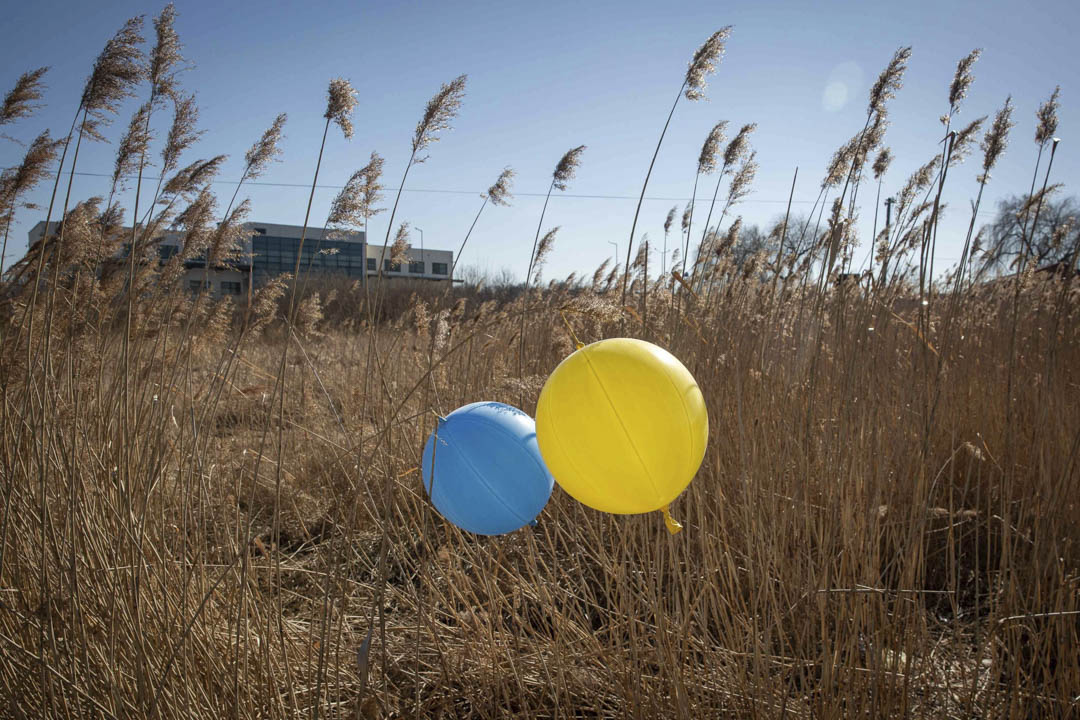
top-left (368, 259), bottom-right (449, 276)
top-left (188, 279), bottom-right (243, 295)
top-left (181, 234), bottom-right (452, 280)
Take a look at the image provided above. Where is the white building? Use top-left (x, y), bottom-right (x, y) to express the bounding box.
top-left (364, 243), bottom-right (453, 283)
top-left (26, 220), bottom-right (453, 298)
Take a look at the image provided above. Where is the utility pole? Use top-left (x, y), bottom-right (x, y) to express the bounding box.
top-left (880, 196), bottom-right (895, 287)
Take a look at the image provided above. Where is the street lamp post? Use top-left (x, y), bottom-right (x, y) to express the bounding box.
top-left (416, 227), bottom-right (425, 277)
top-left (607, 241), bottom-right (618, 272)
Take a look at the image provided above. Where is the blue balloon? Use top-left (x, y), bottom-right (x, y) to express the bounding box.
top-left (421, 401), bottom-right (554, 535)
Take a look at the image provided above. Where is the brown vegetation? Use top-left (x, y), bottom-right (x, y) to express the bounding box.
top-left (0, 7), bottom-right (1077, 718)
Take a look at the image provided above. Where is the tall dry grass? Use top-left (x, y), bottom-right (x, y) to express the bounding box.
top-left (1, 8), bottom-right (1078, 719)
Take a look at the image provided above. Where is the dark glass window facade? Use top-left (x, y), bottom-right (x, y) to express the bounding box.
top-left (408, 260), bottom-right (424, 274)
top-left (220, 281), bottom-right (242, 295)
top-left (251, 235), bottom-right (367, 282)
top-left (384, 259), bottom-right (402, 272)
top-left (431, 262), bottom-right (449, 276)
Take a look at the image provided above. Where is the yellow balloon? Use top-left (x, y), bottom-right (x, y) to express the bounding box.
top-left (535, 338), bottom-right (708, 514)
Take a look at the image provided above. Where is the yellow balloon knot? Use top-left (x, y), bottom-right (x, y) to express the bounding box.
top-left (661, 505), bottom-right (683, 535)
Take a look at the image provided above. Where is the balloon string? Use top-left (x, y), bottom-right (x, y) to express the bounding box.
top-left (558, 310), bottom-right (585, 350)
top-left (661, 505), bottom-right (683, 535)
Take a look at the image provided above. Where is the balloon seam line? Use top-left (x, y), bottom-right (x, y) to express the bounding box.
top-left (446, 419), bottom-right (536, 528)
top-left (580, 345), bottom-right (665, 510)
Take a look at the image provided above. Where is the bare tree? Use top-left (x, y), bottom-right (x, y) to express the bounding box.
top-left (974, 193), bottom-right (1078, 280)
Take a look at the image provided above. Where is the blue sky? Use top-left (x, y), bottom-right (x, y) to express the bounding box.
top-left (2, 0), bottom-right (1077, 282)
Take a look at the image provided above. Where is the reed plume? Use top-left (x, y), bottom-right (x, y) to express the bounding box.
top-left (115, 5), bottom-right (186, 246)
top-left (624, 27), bottom-right (733, 311)
top-left (485, 166), bottom-right (515, 206)
top-left (161, 155), bottom-right (226, 199)
top-left (865, 148), bottom-right (892, 276)
top-left (867, 46), bottom-right (911, 118)
top-left (0, 132), bottom-right (59, 232)
top-left (824, 134), bottom-right (859, 189)
top-left (685, 27), bottom-right (732, 101)
top-left (15, 15), bottom-right (146, 404)
top-left (948, 116), bottom-right (986, 166)
top-left (374, 75), bottom-right (467, 296)
top-left (413, 74), bottom-right (466, 158)
top-left (223, 113), bottom-right (287, 302)
top-left (328, 152), bottom-right (386, 231)
top-left (872, 147), bottom-right (893, 181)
top-left (1035, 85), bottom-right (1060, 146)
top-left (527, 146), bottom-right (584, 286)
top-left (81, 16), bottom-right (146, 141)
top-left (719, 217), bottom-right (741, 258)
top-left (172, 186), bottom-right (216, 260)
top-left (689, 123), bottom-right (755, 285)
top-left (325, 78), bottom-right (358, 140)
top-left (511, 143), bottom-right (583, 403)
top-left (697, 120), bottom-right (728, 175)
top-left (244, 113), bottom-right (288, 180)
top-left (451, 166), bottom-right (514, 280)
top-left (553, 145), bottom-right (585, 191)
top-left (149, 3), bottom-right (183, 101)
top-left (34, 14), bottom-right (145, 271)
top-left (829, 46), bottom-right (909, 258)
top-left (160, 93), bottom-right (201, 174)
top-left (908, 48), bottom-right (979, 295)
top-left (727, 150), bottom-right (758, 204)
top-left (0, 67), bottom-right (48, 129)
top-left (590, 258), bottom-right (611, 290)
top-left (662, 205), bottom-right (677, 276)
top-left (206, 199), bottom-right (250, 268)
top-left (679, 121), bottom-right (728, 279)
top-left (997, 86), bottom-right (1060, 298)
top-left (0, 131), bottom-right (61, 276)
top-left (390, 222), bottom-right (410, 267)
top-left (518, 146), bottom-right (584, 399)
top-left (723, 122), bottom-right (754, 167)
top-left (950, 96), bottom-right (1017, 304)
top-left (531, 227), bottom-right (559, 283)
top-left (948, 48), bottom-right (981, 112)
top-left (697, 154), bottom-right (757, 292)
top-left (111, 102), bottom-right (152, 192)
top-left (979, 96), bottom-right (1014, 181)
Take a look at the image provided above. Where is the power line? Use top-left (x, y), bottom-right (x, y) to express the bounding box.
top-left (42, 170), bottom-right (821, 205)
top-left (3, 168), bottom-right (1000, 215)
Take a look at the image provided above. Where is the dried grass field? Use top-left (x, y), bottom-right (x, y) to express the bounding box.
top-left (1, 7), bottom-right (1078, 719)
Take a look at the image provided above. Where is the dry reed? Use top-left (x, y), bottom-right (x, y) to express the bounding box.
top-left (0, 12), bottom-right (1077, 720)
